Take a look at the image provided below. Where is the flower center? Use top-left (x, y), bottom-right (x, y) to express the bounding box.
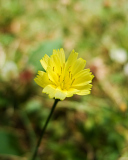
top-left (57, 66), bottom-right (75, 90)
top-left (49, 65), bottom-right (75, 90)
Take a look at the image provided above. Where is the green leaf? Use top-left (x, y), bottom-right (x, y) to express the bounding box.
top-left (28, 39), bottom-right (63, 71)
top-left (0, 130), bottom-right (23, 156)
top-left (25, 99), bottom-right (42, 113)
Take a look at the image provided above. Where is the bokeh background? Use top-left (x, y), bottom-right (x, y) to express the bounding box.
top-left (0, 0), bottom-right (128, 160)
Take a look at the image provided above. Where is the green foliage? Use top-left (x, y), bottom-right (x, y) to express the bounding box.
top-left (28, 39), bottom-right (63, 71)
top-left (0, 130), bottom-right (23, 156)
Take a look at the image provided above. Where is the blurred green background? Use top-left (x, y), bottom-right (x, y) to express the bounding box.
top-left (0, 0), bottom-right (128, 160)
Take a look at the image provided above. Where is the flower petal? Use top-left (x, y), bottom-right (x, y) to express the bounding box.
top-left (43, 85), bottom-right (67, 100)
top-left (65, 50), bottom-right (78, 72)
top-left (76, 84), bottom-right (92, 95)
top-left (34, 71), bottom-right (50, 88)
top-left (40, 54), bottom-right (50, 70)
top-left (49, 53), bottom-right (61, 74)
top-left (66, 88), bottom-right (78, 97)
top-left (55, 88), bottom-right (67, 100)
top-left (72, 70), bottom-right (94, 86)
top-left (53, 48), bottom-right (65, 65)
top-left (47, 66), bottom-right (58, 85)
top-left (43, 85), bottom-right (57, 99)
top-left (71, 58), bottom-right (86, 76)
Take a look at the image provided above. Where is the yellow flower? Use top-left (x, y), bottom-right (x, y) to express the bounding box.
top-left (34, 48), bottom-right (94, 100)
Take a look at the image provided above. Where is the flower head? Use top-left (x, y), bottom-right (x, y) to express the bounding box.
top-left (34, 48), bottom-right (94, 100)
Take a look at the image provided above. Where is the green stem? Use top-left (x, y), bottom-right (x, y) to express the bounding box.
top-left (31, 99), bottom-right (59, 160)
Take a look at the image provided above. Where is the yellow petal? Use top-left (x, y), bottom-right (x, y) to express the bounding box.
top-left (76, 84), bottom-right (92, 95)
top-left (43, 85), bottom-right (57, 99)
top-left (75, 69), bottom-right (90, 78)
top-left (43, 85), bottom-right (67, 100)
top-left (34, 71), bottom-right (50, 88)
top-left (62, 73), bottom-right (72, 90)
top-left (77, 90), bottom-right (90, 95)
top-left (72, 70), bottom-right (94, 86)
top-left (53, 48), bottom-right (65, 65)
top-left (47, 66), bottom-right (58, 85)
top-left (50, 49), bottom-right (65, 75)
top-left (66, 88), bottom-right (78, 97)
top-left (40, 54), bottom-right (50, 70)
top-left (59, 48), bottom-right (65, 64)
top-left (55, 88), bottom-right (67, 100)
top-left (71, 58), bottom-right (86, 76)
top-left (49, 53), bottom-right (61, 74)
top-left (65, 50), bottom-right (78, 71)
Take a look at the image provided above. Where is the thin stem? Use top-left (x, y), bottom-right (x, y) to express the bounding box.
top-left (31, 99), bottom-right (59, 160)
